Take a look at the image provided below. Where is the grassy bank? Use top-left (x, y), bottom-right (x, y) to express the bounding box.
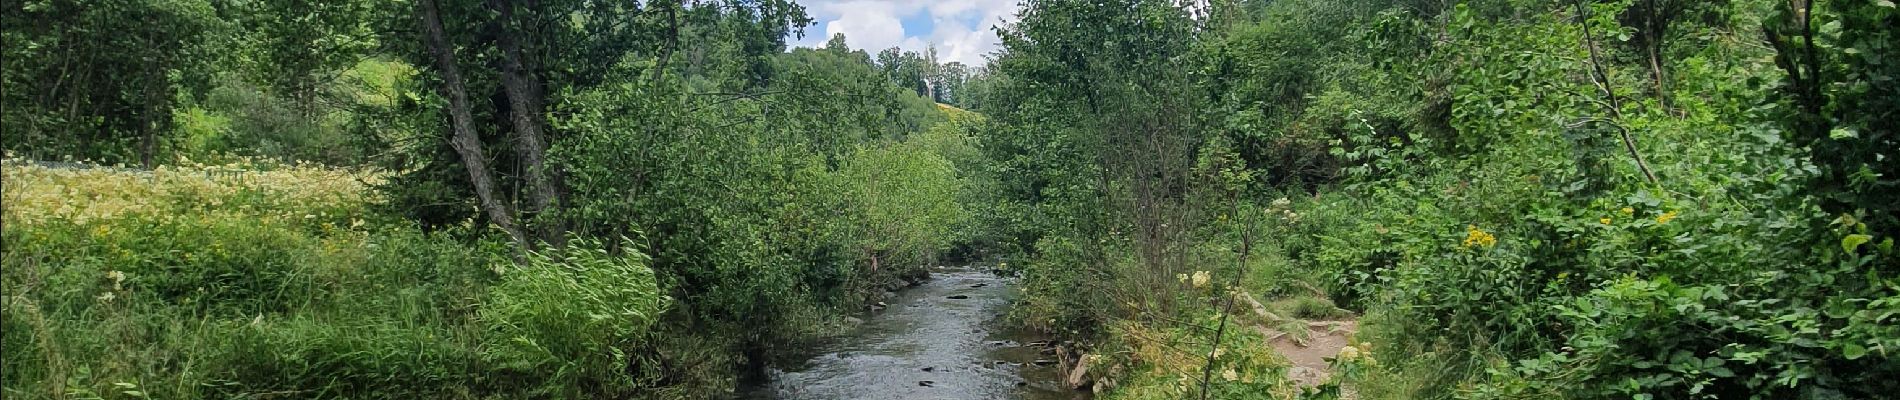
top-left (0, 159), bottom-right (677, 399)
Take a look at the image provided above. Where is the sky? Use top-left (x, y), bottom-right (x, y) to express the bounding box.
top-left (787, 0), bottom-right (1020, 66)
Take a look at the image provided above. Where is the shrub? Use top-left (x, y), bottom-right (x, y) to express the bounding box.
top-left (1281, 296), bottom-right (1351, 321)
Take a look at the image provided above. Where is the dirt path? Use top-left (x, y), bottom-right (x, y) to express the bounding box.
top-left (1259, 320), bottom-right (1357, 387)
top-left (1237, 291), bottom-right (1360, 388)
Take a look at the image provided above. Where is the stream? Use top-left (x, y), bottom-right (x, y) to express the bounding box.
top-left (743, 266), bottom-right (1088, 400)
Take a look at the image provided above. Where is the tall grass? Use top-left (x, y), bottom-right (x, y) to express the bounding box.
top-left (0, 159), bottom-right (667, 399)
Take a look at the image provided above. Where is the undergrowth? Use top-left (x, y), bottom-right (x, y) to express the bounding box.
top-left (0, 160), bottom-right (688, 399)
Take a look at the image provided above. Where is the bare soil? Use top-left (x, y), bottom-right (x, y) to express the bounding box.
top-left (1259, 320), bottom-right (1357, 387)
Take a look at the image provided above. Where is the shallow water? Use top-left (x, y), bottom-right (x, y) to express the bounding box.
top-left (743, 267), bottom-right (1088, 400)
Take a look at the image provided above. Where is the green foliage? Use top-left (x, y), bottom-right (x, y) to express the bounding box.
top-left (1264, 1), bottom-right (1900, 398)
top-left (985, 0), bottom-right (1213, 324)
top-left (551, 36), bottom-right (978, 391)
top-left (226, 0), bottom-right (379, 107)
top-left (8, 0), bottom-right (1008, 398)
top-left (1, 198), bottom-right (497, 398)
top-left (172, 59), bottom-right (416, 165)
top-left (482, 237), bottom-right (668, 396)
top-left (1096, 317), bottom-right (1294, 400)
top-left (1199, 0), bottom-right (1408, 189)
top-left (210, 307), bottom-right (482, 399)
top-left (980, 0), bottom-right (1900, 398)
top-left (1, 0), bottom-right (222, 165)
top-left (0, 162), bottom-right (682, 399)
top-left (1281, 296), bottom-right (1352, 320)
top-left (1765, 0), bottom-right (1900, 236)
top-left (837, 138), bottom-right (969, 272)
top-left (10, 0), bottom-right (1894, 397)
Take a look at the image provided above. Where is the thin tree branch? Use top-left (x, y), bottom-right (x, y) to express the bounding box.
top-left (1573, 0), bottom-right (1660, 185)
top-left (1199, 194), bottom-right (1253, 400)
top-left (651, 0), bottom-right (681, 86)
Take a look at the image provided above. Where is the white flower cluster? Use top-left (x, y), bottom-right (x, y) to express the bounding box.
top-left (1269, 197), bottom-right (1300, 223)
top-left (2, 157), bottom-right (383, 227)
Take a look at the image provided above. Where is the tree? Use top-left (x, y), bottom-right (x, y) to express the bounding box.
top-left (1766, 0), bottom-right (1900, 235)
top-left (934, 61), bottom-right (970, 105)
top-left (386, 0), bottom-right (810, 249)
top-left (876, 47), bottom-right (930, 97)
top-left (414, 0), bottom-right (528, 250)
top-left (231, 0), bottom-right (378, 116)
top-left (488, 0), bottom-right (560, 243)
top-left (1, 0), bottom-right (220, 166)
top-left (824, 32), bottom-right (850, 52)
top-left (1615, 0), bottom-right (1729, 113)
top-left (984, 0), bottom-right (1212, 324)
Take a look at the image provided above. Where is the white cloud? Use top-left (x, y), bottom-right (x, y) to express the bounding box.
top-left (929, 21), bottom-right (995, 66)
top-left (817, 1), bottom-right (907, 53)
top-left (793, 0), bottom-right (1018, 66)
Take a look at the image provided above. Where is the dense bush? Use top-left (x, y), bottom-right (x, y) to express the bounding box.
top-left (0, 0), bottom-right (220, 167)
top-left (979, 0), bottom-right (1898, 399)
top-left (1290, 2), bottom-right (1900, 397)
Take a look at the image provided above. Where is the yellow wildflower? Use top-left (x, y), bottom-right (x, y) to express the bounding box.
top-left (1656, 211), bottom-right (1678, 224)
top-left (1463, 225), bottom-right (1497, 248)
top-left (1191, 271), bottom-right (1211, 288)
top-left (1600, 217), bottom-right (1613, 225)
top-left (1621, 207), bottom-right (1635, 216)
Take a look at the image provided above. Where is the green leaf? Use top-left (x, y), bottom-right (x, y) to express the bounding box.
top-left (1843, 343), bottom-right (1869, 360)
top-left (1827, 301), bottom-right (1858, 319)
top-left (1842, 234), bottom-right (1873, 254)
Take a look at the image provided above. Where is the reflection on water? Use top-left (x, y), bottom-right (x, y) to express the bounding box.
top-left (743, 267), bottom-right (1088, 400)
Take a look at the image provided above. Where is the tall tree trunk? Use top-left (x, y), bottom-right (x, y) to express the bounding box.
top-left (492, 0), bottom-right (563, 245)
top-left (1647, 41), bottom-right (1668, 109)
top-left (139, 123), bottom-right (156, 169)
top-left (1643, 0), bottom-right (1671, 114)
top-left (419, 0), bottom-right (530, 251)
top-left (139, 66), bottom-right (163, 169)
